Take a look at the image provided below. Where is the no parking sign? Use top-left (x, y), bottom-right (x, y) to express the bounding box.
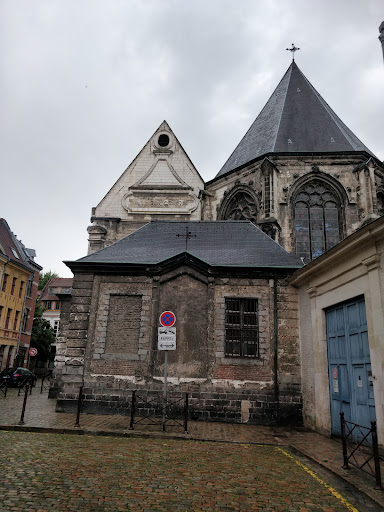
top-left (159, 311), bottom-right (176, 327)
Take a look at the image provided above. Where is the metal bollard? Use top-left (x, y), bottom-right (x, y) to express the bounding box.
top-left (129, 390), bottom-right (136, 430)
top-left (184, 393), bottom-right (189, 434)
top-left (18, 385), bottom-right (30, 425)
top-left (340, 412), bottom-right (349, 469)
top-left (40, 375), bottom-right (45, 393)
top-left (74, 386), bottom-right (83, 428)
top-left (371, 421), bottom-right (383, 490)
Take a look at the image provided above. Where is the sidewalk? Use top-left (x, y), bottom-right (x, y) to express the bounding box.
top-left (1, 382), bottom-right (383, 509)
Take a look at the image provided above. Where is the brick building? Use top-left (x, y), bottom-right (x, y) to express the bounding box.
top-left (0, 219), bottom-right (41, 369)
top-left (56, 221), bottom-right (302, 424)
top-left (53, 60), bottom-right (384, 431)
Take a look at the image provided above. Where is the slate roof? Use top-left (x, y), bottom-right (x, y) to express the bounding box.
top-left (0, 218), bottom-right (42, 271)
top-left (216, 62), bottom-right (375, 178)
top-left (69, 221), bottom-right (303, 269)
top-left (40, 277), bottom-right (73, 302)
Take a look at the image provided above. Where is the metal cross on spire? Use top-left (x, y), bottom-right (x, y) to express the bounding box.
top-left (286, 43), bottom-right (300, 61)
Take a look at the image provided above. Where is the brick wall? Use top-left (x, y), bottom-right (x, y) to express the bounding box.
top-left (55, 270), bottom-right (302, 426)
top-left (105, 295), bottom-right (141, 354)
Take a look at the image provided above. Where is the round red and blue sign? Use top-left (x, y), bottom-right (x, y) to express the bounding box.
top-left (159, 311), bottom-right (176, 327)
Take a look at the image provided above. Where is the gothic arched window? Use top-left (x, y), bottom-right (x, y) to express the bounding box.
top-left (221, 190), bottom-right (258, 223)
top-left (377, 191), bottom-right (384, 216)
top-left (294, 181), bottom-right (342, 263)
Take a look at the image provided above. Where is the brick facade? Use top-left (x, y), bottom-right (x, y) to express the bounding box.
top-left (54, 266), bottom-right (302, 426)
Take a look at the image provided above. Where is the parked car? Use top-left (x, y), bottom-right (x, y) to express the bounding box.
top-left (0, 367), bottom-right (37, 387)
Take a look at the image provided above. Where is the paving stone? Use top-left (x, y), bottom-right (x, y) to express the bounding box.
top-left (0, 381), bottom-right (383, 510)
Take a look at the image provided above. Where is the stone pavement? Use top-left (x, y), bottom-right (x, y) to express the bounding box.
top-left (0, 382), bottom-right (383, 510)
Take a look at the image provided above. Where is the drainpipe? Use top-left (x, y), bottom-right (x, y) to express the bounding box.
top-left (16, 273), bottom-right (33, 366)
top-left (273, 276), bottom-right (280, 425)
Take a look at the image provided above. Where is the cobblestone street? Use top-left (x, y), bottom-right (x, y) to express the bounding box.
top-left (1, 385), bottom-right (383, 511)
top-left (0, 431), bottom-right (366, 512)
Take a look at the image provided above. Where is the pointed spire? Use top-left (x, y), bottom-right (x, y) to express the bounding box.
top-left (216, 62), bottom-right (375, 178)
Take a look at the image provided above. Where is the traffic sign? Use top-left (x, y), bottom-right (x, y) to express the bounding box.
top-left (29, 348), bottom-right (37, 357)
top-left (159, 311), bottom-right (176, 327)
top-left (158, 340), bottom-right (176, 350)
top-left (158, 327), bottom-right (176, 350)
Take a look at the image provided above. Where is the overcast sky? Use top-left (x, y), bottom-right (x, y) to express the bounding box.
top-left (1, 0), bottom-right (383, 278)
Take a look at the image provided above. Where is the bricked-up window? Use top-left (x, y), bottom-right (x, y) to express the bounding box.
top-left (225, 298), bottom-right (259, 358)
top-left (105, 295), bottom-right (142, 354)
top-left (2, 274), bottom-right (8, 292)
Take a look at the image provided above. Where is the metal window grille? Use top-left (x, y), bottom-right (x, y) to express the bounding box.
top-left (225, 298), bottom-right (259, 358)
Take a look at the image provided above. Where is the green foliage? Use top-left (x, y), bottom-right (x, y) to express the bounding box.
top-left (31, 305), bottom-right (56, 361)
top-left (38, 270), bottom-right (59, 290)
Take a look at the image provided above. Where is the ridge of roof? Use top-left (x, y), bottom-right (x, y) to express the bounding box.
top-left (215, 62), bottom-right (375, 178)
top-left (67, 220), bottom-right (303, 269)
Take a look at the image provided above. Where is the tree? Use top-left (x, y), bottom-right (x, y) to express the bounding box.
top-left (30, 302), bottom-right (56, 361)
top-left (38, 270), bottom-right (59, 290)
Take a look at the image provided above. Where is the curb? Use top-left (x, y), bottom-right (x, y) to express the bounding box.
top-left (290, 445), bottom-right (384, 510)
top-left (0, 424), bottom-right (279, 446)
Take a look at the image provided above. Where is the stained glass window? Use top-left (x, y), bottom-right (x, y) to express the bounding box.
top-left (294, 181), bottom-right (341, 262)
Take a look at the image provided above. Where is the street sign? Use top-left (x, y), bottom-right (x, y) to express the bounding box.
top-left (159, 311), bottom-right (176, 327)
top-left (29, 348), bottom-right (37, 357)
top-left (158, 327), bottom-right (176, 350)
top-left (158, 340), bottom-right (176, 350)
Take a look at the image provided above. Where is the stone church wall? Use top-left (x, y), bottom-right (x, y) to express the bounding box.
top-left (206, 154), bottom-right (381, 256)
top-left (54, 269), bottom-right (302, 426)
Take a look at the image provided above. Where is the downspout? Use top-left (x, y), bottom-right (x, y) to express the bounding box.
top-left (16, 272), bottom-right (33, 365)
top-left (273, 276), bottom-right (280, 425)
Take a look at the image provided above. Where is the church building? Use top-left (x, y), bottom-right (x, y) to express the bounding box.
top-left (53, 60), bottom-right (384, 439)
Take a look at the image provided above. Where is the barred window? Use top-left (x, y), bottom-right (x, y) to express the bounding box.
top-left (225, 298), bottom-right (259, 358)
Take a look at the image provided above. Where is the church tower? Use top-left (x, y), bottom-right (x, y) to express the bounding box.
top-left (205, 60), bottom-right (384, 262)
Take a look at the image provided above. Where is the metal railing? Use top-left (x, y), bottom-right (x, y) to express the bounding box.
top-left (129, 391), bottom-right (189, 433)
top-left (340, 412), bottom-right (383, 490)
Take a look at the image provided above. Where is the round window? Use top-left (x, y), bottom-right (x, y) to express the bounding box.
top-left (158, 134), bottom-right (170, 147)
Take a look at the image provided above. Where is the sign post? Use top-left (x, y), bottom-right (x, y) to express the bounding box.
top-left (159, 312), bottom-right (176, 431)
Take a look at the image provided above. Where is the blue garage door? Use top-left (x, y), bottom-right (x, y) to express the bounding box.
top-left (326, 296), bottom-right (375, 435)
